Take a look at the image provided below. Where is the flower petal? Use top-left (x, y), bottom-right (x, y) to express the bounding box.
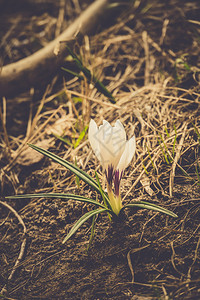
top-left (98, 121), bottom-right (114, 168)
top-left (112, 120), bottom-right (126, 160)
top-left (88, 119), bottom-right (101, 162)
top-left (117, 136), bottom-right (136, 172)
top-left (115, 120), bottom-right (126, 137)
top-left (97, 120), bottom-right (126, 169)
top-left (99, 120), bottom-right (112, 133)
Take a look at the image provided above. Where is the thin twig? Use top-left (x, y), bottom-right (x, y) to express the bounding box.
top-left (127, 251), bottom-right (135, 282)
top-left (0, 201), bottom-right (27, 295)
top-left (169, 123), bottom-right (187, 197)
top-left (0, 97), bottom-right (11, 156)
top-left (142, 31), bottom-right (150, 86)
top-left (65, 89), bottom-right (120, 108)
top-left (127, 244), bottom-right (150, 283)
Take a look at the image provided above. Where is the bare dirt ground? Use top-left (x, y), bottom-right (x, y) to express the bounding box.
top-left (0, 1), bottom-right (200, 299)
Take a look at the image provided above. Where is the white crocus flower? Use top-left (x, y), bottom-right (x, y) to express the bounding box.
top-left (88, 119), bottom-right (136, 215)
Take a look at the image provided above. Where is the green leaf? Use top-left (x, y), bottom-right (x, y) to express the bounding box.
top-left (87, 214), bottom-right (97, 251)
top-left (28, 144), bottom-right (111, 205)
top-left (61, 67), bottom-right (84, 80)
top-left (72, 97), bottom-right (83, 103)
top-left (62, 208), bottom-right (108, 243)
top-left (65, 46), bottom-right (116, 104)
top-left (28, 144), bottom-right (101, 194)
top-left (123, 201), bottom-right (178, 218)
top-left (53, 134), bottom-right (73, 147)
top-left (146, 144), bottom-right (155, 170)
top-left (14, 144), bottom-right (111, 210)
top-left (6, 193), bottom-right (107, 209)
top-left (75, 157), bottom-right (80, 188)
top-left (183, 62), bottom-right (191, 71)
top-left (164, 126), bottom-right (170, 138)
top-left (157, 134), bottom-right (172, 164)
top-left (172, 124), bottom-right (177, 157)
top-left (74, 125), bottom-right (88, 148)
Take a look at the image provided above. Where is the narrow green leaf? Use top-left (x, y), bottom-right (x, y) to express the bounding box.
top-left (28, 144), bottom-right (111, 204)
top-left (75, 157), bottom-right (80, 188)
top-left (87, 214), bottom-right (97, 251)
top-left (123, 201), bottom-right (178, 218)
top-left (28, 144), bottom-right (100, 193)
top-left (164, 127), bottom-right (170, 138)
top-left (66, 45), bottom-right (116, 104)
top-left (142, 163), bottom-right (149, 175)
top-left (53, 134), bottom-right (73, 147)
top-left (62, 208), bottom-right (108, 243)
top-left (172, 124), bottom-right (177, 157)
top-left (158, 133), bottom-right (173, 163)
top-left (7, 193), bottom-right (107, 209)
top-left (72, 96), bottom-right (83, 103)
top-left (74, 125), bottom-right (88, 148)
top-left (183, 62), bottom-right (191, 71)
top-left (146, 144), bottom-right (155, 170)
top-left (61, 67), bottom-right (84, 80)
top-left (92, 76), bottom-right (116, 104)
top-left (157, 136), bottom-right (170, 164)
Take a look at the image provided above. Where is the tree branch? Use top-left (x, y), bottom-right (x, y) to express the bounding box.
top-left (0, 0), bottom-right (109, 97)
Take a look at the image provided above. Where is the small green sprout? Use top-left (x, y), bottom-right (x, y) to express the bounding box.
top-left (54, 124), bottom-right (88, 149)
top-left (7, 120), bottom-right (177, 245)
top-left (157, 133), bottom-right (173, 164)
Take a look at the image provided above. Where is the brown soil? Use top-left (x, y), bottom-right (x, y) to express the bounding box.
top-left (1, 1), bottom-right (200, 299)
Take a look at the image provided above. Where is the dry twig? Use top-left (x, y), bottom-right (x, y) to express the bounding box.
top-left (0, 201), bottom-right (27, 295)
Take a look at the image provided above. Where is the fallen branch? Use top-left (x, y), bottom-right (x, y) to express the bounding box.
top-left (0, 0), bottom-right (109, 97)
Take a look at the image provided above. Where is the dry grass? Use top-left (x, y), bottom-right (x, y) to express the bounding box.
top-left (0, 0), bottom-right (200, 299)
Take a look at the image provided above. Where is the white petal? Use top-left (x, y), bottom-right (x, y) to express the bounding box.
top-left (103, 119), bottom-right (110, 126)
top-left (117, 136), bottom-right (136, 172)
top-left (97, 120), bottom-right (127, 169)
top-left (113, 120), bottom-right (126, 158)
top-left (115, 120), bottom-right (126, 136)
top-left (98, 121), bottom-right (114, 168)
top-left (99, 120), bottom-right (111, 129)
top-left (88, 119), bottom-right (101, 161)
top-left (89, 119), bottom-right (135, 172)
